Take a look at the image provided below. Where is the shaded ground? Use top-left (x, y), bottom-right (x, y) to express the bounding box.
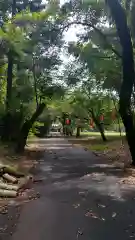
top-left (0, 140), bottom-right (44, 213)
top-left (0, 139), bottom-right (44, 176)
top-left (1, 137), bottom-right (135, 239)
top-left (69, 134), bottom-right (132, 167)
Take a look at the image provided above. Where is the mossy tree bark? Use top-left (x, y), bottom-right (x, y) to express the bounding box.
top-left (16, 103), bottom-right (45, 153)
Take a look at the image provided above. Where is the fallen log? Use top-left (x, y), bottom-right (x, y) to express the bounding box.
top-left (2, 173), bottom-right (18, 184)
top-left (0, 182), bottom-right (18, 191)
top-left (3, 166), bottom-right (24, 178)
top-left (0, 189), bottom-right (17, 198)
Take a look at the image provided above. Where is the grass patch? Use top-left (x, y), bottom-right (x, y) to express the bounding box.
top-left (70, 133), bottom-right (124, 146)
top-left (89, 144), bottom-right (109, 152)
top-left (81, 131), bottom-right (125, 137)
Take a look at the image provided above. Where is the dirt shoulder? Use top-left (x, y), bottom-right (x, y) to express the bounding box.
top-left (0, 137), bottom-right (46, 171)
top-left (68, 134), bottom-right (135, 184)
top-left (0, 138), bottom-right (45, 208)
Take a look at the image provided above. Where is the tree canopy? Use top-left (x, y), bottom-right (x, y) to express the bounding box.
top-left (0, 0), bottom-right (135, 164)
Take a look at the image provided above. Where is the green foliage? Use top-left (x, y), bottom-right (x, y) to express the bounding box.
top-left (0, 0), bottom-right (129, 144)
top-left (0, 0), bottom-right (68, 145)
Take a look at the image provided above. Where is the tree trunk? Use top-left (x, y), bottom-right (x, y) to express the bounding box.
top-left (3, 53), bottom-right (14, 141)
top-left (6, 53), bottom-right (13, 112)
top-left (6, 0), bottom-right (16, 111)
top-left (1, 111), bottom-right (23, 142)
top-left (65, 126), bottom-right (69, 136)
top-left (3, 0), bottom-right (16, 141)
top-left (90, 109), bottom-right (107, 142)
top-left (61, 113), bottom-right (66, 135)
top-left (1, 113), bottom-right (12, 141)
top-left (76, 126), bottom-right (81, 137)
top-left (16, 103), bottom-right (45, 153)
top-left (32, 58), bottom-right (39, 108)
top-left (106, 0), bottom-right (135, 165)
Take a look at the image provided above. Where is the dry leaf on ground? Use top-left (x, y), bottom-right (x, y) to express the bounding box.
top-left (85, 210), bottom-right (105, 221)
top-left (112, 212), bottom-right (117, 218)
top-left (73, 203), bottom-right (80, 208)
top-left (97, 204), bottom-right (106, 208)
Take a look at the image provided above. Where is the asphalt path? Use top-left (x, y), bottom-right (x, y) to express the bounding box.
top-left (1, 137), bottom-right (135, 240)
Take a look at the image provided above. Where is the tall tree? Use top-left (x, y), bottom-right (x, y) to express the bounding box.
top-left (105, 0), bottom-right (135, 165)
top-left (6, 0), bottom-right (16, 112)
top-left (0, 0), bottom-right (65, 151)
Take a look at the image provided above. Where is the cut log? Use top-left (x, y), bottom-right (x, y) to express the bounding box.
top-left (2, 173), bottom-right (18, 184)
top-left (0, 182), bottom-right (18, 191)
top-left (0, 189), bottom-right (17, 198)
top-left (3, 166), bottom-right (24, 177)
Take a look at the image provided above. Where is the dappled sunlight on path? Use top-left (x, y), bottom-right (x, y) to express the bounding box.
top-left (2, 137), bottom-right (135, 240)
